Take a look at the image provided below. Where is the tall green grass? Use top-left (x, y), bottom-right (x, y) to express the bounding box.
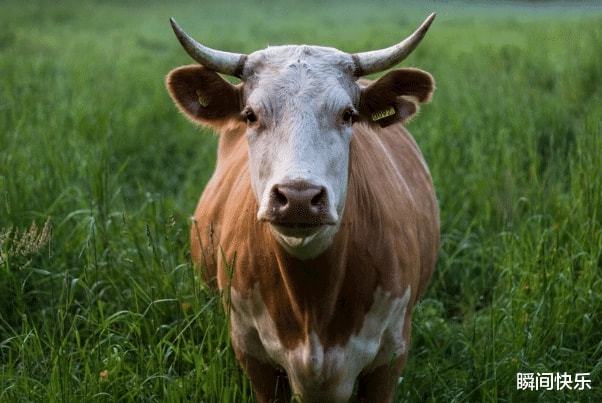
top-left (1, 1), bottom-right (600, 401)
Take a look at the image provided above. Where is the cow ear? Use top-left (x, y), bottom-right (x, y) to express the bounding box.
top-left (358, 68), bottom-right (435, 128)
top-left (166, 65), bottom-right (242, 127)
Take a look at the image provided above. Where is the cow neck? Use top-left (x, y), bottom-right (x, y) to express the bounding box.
top-left (270, 227), bottom-right (350, 331)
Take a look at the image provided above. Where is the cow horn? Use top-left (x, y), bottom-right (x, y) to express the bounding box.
top-left (352, 13), bottom-right (436, 76)
top-left (169, 18), bottom-right (247, 78)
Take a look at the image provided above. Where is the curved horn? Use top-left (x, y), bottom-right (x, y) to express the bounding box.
top-left (169, 18), bottom-right (247, 77)
top-left (352, 13), bottom-right (436, 76)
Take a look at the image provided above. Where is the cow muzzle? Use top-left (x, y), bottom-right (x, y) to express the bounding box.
top-left (260, 180), bottom-right (337, 236)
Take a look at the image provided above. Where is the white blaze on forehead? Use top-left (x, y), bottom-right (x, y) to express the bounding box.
top-left (243, 46), bottom-right (358, 129)
top-left (230, 285), bottom-right (412, 401)
top-left (243, 45), bottom-right (357, 121)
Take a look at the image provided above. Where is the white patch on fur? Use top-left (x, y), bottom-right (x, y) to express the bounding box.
top-left (230, 284), bottom-right (411, 402)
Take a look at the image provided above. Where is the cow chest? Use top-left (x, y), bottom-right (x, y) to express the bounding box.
top-left (229, 284), bottom-right (412, 401)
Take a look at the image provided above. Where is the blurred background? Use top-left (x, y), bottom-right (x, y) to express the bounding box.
top-left (0, 0), bottom-right (600, 401)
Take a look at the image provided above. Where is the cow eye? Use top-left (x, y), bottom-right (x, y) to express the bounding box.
top-left (244, 108), bottom-right (257, 124)
top-left (341, 108), bottom-right (356, 124)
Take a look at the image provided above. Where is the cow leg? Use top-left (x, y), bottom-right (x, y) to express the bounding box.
top-left (358, 308), bottom-right (415, 402)
top-left (233, 346), bottom-right (291, 403)
top-left (356, 356), bottom-right (406, 403)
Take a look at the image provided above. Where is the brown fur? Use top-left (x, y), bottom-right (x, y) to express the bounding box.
top-left (190, 122), bottom-right (438, 400)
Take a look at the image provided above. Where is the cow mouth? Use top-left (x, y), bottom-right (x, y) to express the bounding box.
top-left (274, 222), bottom-right (323, 229)
top-left (269, 220), bottom-right (336, 241)
top-left (269, 221), bottom-right (332, 238)
top-left (269, 223), bottom-right (331, 250)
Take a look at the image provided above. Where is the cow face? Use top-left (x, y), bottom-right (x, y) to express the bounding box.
top-left (166, 16), bottom-right (435, 259)
top-left (240, 47), bottom-right (359, 259)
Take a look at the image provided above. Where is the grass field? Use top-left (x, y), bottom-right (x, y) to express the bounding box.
top-left (1, 0), bottom-right (601, 401)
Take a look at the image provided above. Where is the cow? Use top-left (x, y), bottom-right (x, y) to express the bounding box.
top-left (165, 13), bottom-right (439, 403)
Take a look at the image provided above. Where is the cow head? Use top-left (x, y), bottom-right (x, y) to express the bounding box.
top-left (166, 15), bottom-right (435, 259)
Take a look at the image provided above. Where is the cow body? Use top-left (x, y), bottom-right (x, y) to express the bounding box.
top-left (166, 13), bottom-right (439, 402)
top-left (191, 119), bottom-right (438, 401)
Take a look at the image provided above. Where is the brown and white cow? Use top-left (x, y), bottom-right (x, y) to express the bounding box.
top-left (166, 14), bottom-right (439, 402)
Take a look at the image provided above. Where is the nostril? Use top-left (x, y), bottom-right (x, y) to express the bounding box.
top-left (273, 187), bottom-right (288, 207)
top-left (311, 188), bottom-right (326, 206)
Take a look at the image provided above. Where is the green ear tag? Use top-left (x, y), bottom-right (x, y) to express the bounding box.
top-left (371, 106), bottom-right (396, 122)
top-left (196, 89), bottom-right (209, 107)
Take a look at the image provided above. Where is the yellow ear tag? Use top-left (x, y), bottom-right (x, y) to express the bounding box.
top-left (196, 90), bottom-right (209, 107)
top-left (371, 106), bottom-right (395, 122)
